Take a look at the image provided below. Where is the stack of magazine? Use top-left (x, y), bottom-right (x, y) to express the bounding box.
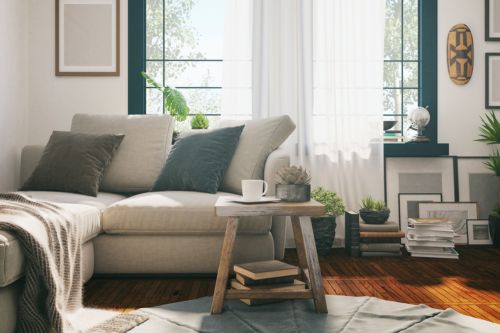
top-left (405, 218), bottom-right (459, 259)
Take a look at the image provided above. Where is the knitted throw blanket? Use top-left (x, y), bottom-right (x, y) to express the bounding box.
top-left (0, 193), bottom-right (147, 332)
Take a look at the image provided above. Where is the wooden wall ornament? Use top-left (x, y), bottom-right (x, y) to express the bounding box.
top-left (447, 24), bottom-right (474, 85)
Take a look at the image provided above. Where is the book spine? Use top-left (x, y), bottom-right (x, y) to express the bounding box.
top-left (360, 231), bottom-right (405, 238)
top-left (348, 212), bottom-right (360, 257)
top-left (345, 211), bottom-right (351, 255)
top-left (360, 238), bottom-right (401, 244)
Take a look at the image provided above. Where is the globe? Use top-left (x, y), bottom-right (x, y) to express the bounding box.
top-left (408, 106), bottom-right (430, 128)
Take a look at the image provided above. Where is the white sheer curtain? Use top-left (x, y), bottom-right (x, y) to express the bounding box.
top-left (225, 0), bottom-right (385, 245)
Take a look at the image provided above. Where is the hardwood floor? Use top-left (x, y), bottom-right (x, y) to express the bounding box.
top-left (84, 247), bottom-right (500, 323)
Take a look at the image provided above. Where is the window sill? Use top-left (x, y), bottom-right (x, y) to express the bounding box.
top-left (384, 143), bottom-right (449, 157)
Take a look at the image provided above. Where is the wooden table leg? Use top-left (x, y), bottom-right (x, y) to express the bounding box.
top-left (211, 217), bottom-right (239, 314)
top-left (291, 216), bottom-right (328, 313)
top-left (291, 216), bottom-right (311, 284)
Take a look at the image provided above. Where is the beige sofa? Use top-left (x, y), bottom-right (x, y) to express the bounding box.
top-left (0, 114), bottom-right (293, 333)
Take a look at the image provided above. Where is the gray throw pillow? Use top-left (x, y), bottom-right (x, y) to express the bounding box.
top-left (153, 126), bottom-right (245, 194)
top-left (21, 131), bottom-right (124, 197)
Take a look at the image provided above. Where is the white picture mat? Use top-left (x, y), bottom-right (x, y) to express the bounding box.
top-left (386, 158), bottom-right (455, 227)
top-left (467, 219), bottom-right (493, 245)
top-left (418, 202), bottom-right (478, 245)
top-left (398, 193), bottom-right (443, 238)
top-left (490, 0), bottom-right (500, 37)
top-left (58, 0), bottom-right (117, 72)
top-left (489, 56), bottom-right (500, 106)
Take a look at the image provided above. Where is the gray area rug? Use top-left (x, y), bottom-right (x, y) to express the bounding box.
top-left (129, 295), bottom-right (499, 332)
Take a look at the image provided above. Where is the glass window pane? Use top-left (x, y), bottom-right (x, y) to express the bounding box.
top-left (164, 0), bottom-right (224, 60)
top-left (165, 61), bottom-right (222, 87)
top-left (403, 89), bottom-right (419, 114)
top-left (384, 0), bottom-right (402, 60)
top-left (145, 61), bottom-right (163, 87)
top-left (403, 0), bottom-right (419, 60)
top-left (146, 88), bottom-right (163, 115)
top-left (384, 89), bottom-right (402, 115)
top-left (146, 0), bottom-right (163, 60)
top-left (179, 88), bottom-right (222, 115)
top-left (403, 62), bottom-right (418, 87)
top-left (384, 62), bottom-right (402, 88)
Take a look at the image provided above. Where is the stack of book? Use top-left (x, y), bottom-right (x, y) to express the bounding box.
top-left (405, 218), bottom-right (458, 259)
top-left (231, 260), bottom-right (304, 305)
top-left (359, 220), bottom-right (404, 257)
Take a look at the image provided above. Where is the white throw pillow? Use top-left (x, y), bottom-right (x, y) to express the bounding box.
top-left (220, 115), bottom-right (296, 194)
top-left (71, 114), bottom-right (174, 193)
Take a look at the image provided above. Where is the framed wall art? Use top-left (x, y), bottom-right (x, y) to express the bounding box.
top-left (56, 0), bottom-right (120, 76)
top-left (486, 53), bottom-right (500, 109)
top-left (398, 193), bottom-right (443, 235)
top-left (467, 219), bottom-right (493, 245)
top-left (418, 202), bottom-right (479, 245)
top-left (486, 0), bottom-right (500, 41)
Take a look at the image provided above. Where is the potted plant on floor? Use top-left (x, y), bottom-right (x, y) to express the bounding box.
top-left (191, 113), bottom-right (209, 130)
top-left (359, 196), bottom-right (390, 224)
top-left (275, 166), bottom-right (311, 202)
top-left (311, 187), bottom-right (345, 256)
top-left (476, 110), bottom-right (500, 247)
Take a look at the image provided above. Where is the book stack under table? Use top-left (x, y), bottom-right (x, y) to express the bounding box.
top-left (359, 220), bottom-right (404, 257)
top-left (405, 218), bottom-right (459, 259)
top-left (231, 260), bottom-right (304, 305)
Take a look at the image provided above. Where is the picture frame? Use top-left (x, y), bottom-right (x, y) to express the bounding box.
top-left (456, 157), bottom-right (499, 219)
top-left (467, 219), bottom-right (493, 245)
top-left (56, 0), bottom-right (120, 76)
top-left (485, 53), bottom-right (500, 109)
top-left (418, 202), bottom-right (479, 245)
top-left (398, 193), bottom-right (443, 236)
top-left (486, 0), bottom-right (500, 41)
top-left (385, 157), bottom-right (455, 227)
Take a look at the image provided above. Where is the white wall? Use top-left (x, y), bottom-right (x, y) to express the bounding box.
top-left (27, 0), bottom-right (128, 145)
top-left (438, 0), bottom-right (500, 156)
top-left (0, 0), bottom-right (29, 191)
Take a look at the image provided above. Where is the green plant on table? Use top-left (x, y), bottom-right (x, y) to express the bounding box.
top-left (275, 166), bottom-right (311, 185)
top-left (360, 196), bottom-right (387, 212)
top-left (311, 187), bottom-right (345, 217)
top-left (191, 113), bottom-right (209, 129)
top-left (141, 72), bottom-right (190, 122)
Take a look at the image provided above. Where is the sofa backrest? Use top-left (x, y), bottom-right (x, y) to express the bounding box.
top-left (70, 114), bottom-right (174, 193)
top-left (20, 145), bottom-right (45, 186)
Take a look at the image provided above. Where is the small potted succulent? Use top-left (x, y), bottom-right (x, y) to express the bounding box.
top-left (191, 113), bottom-right (209, 130)
top-left (311, 187), bottom-right (345, 256)
top-left (359, 196), bottom-right (390, 224)
top-left (275, 166), bottom-right (311, 202)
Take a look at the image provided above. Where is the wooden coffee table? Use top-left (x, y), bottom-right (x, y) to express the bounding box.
top-left (211, 196), bottom-right (327, 314)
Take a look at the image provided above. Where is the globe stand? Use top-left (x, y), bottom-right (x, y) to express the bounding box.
top-left (407, 127), bottom-right (430, 143)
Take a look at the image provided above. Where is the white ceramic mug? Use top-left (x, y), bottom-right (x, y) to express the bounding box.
top-left (241, 179), bottom-right (268, 201)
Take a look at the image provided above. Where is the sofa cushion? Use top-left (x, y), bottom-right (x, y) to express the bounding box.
top-left (17, 191), bottom-right (126, 211)
top-left (0, 203), bottom-right (100, 287)
top-left (220, 115), bottom-right (296, 194)
top-left (153, 126), bottom-right (244, 194)
top-left (102, 191), bottom-right (272, 235)
top-left (71, 114), bottom-right (174, 193)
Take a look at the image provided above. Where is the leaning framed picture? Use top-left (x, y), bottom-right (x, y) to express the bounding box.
top-left (486, 53), bottom-right (500, 109)
top-left (398, 193), bottom-right (442, 235)
top-left (418, 202), bottom-right (479, 245)
top-left (56, 0), bottom-right (120, 76)
top-left (467, 219), bottom-right (493, 245)
top-left (486, 0), bottom-right (500, 41)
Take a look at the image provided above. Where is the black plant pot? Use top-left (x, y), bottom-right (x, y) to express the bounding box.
top-left (488, 214), bottom-right (500, 248)
top-left (311, 216), bottom-right (336, 256)
top-left (359, 208), bottom-right (390, 224)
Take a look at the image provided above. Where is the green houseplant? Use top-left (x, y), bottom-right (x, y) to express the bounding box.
top-left (311, 187), bottom-right (345, 256)
top-left (476, 110), bottom-right (500, 247)
top-left (359, 196), bottom-right (390, 224)
top-left (191, 113), bottom-right (209, 129)
top-left (275, 166), bottom-right (311, 202)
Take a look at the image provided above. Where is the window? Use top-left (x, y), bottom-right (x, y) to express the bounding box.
top-left (383, 0), bottom-right (438, 146)
top-left (383, 0), bottom-right (419, 137)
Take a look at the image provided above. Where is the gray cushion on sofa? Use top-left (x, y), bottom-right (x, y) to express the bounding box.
top-left (221, 115), bottom-right (296, 194)
top-left (21, 131), bottom-right (124, 196)
top-left (71, 114), bottom-right (174, 193)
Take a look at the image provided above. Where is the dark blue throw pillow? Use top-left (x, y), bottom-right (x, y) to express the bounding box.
top-left (152, 126), bottom-right (245, 193)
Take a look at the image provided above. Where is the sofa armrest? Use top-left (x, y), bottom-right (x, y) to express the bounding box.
top-left (264, 148), bottom-right (290, 260)
top-left (20, 145), bottom-right (44, 185)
